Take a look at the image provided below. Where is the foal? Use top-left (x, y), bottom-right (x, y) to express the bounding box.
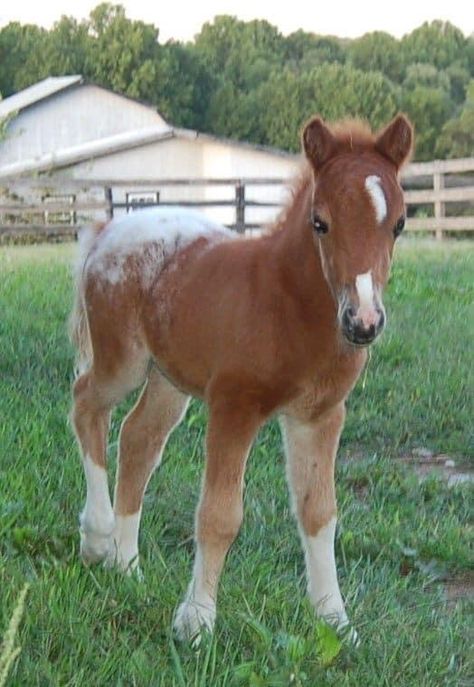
top-left (70, 113), bottom-right (413, 641)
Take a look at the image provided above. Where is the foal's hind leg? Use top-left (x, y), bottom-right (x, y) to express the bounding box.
top-left (113, 368), bottom-right (190, 572)
top-left (72, 348), bottom-right (149, 564)
top-left (72, 370), bottom-right (117, 564)
top-left (174, 397), bottom-right (262, 642)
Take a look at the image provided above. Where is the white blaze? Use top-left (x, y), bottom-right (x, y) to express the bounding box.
top-left (365, 175), bottom-right (387, 223)
top-left (355, 271), bottom-right (374, 309)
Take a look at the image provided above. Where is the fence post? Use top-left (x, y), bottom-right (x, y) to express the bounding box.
top-left (104, 186), bottom-right (114, 220)
top-left (433, 164), bottom-right (444, 241)
top-left (235, 181), bottom-right (245, 233)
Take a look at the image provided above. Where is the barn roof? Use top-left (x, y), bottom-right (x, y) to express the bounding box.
top-left (0, 75), bottom-right (83, 117)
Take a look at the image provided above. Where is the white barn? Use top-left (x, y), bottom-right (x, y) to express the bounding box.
top-left (0, 76), bottom-right (300, 228)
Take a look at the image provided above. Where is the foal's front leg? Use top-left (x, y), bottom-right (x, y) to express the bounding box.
top-left (280, 404), bottom-right (351, 630)
top-left (174, 399), bottom-right (261, 642)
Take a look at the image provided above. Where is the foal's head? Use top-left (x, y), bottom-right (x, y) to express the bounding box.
top-left (302, 114), bottom-right (413, 346)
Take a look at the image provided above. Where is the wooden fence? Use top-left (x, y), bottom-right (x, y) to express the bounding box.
top-left (0, 157), bottom-right (473, 240)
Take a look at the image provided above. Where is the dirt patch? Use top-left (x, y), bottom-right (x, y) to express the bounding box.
top-left (444, 571), bottom-right (474, 607)
top-left (399, 448), bottom-right (474, 487)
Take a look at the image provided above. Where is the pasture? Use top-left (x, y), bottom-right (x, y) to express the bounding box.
top-left (0, 239), bottom-right (472, 686)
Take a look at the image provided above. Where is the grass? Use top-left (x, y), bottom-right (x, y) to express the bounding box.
top-left (0, 239), bottom-right (473, 686)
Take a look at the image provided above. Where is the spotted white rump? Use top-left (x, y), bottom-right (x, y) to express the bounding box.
top-left (86, 207), bottom-right (232, 286)
top-left (365, 175), bottom-right (387, 224)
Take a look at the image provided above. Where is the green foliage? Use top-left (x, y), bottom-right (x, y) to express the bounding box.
top-left (349, 31), bottom-right (403, 82)
top-left (0, 22), bottom-right (49, 96)
top-left (195, 15), bottom-right (285, 90)
top-left (401, 84), bottom-right (452, 160)
top-left (437, 81), bottom-right (474, 158)
top-left (284, 31), bottom-right (347, 69)
top-left (401, 20), bottom-right (469, 71)
top-left (86, 3), bottom-right (160, 100)
top-left (403, 63), bottom-right (451, 92)
top-left (256, 64), bottom-right (398, 151)
top-left (35, 16), bottom-right (91, 81)
top-left (0, 7), bottom-right (473, 159)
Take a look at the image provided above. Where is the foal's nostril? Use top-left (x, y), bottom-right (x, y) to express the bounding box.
top-left (341, 306), bottom-right (355, 332)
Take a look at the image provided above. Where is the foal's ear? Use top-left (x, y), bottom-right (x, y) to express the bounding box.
top-left (302, 116), bottom-right (337, 170)
top-left (375, 114), bottom-right (414, 170)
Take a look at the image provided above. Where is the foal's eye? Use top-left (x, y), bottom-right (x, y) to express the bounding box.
top-left (394, 216), bottom-right (406, 238)
top-left (311, 213), bottom-right (329, 235)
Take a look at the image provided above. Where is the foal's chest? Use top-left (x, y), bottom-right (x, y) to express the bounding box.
top-left (285, 348), bottom-right (367, 421)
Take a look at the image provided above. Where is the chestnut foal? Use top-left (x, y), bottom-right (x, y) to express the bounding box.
top-left (70, 114), bottom-right (413, 642)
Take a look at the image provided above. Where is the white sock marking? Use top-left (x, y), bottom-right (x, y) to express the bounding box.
top-left (174, 545), bottom-right (216, 642)
top-left (80, 455), bottom-right (115, 563)
top-left (365, 175), bottom-right (387, 223)
top-left (304, 517), bottom-right (348, 628)
top-left (82, 455), bottom-right (114, 534)
top-left (114, 512), bottom-right (141, 571)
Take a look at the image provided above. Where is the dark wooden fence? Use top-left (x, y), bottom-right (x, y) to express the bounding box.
top-left (1, 157), bottom-right (473, 240)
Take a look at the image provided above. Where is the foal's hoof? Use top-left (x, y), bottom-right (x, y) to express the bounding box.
top-left (104, 548), bottom-right (143, 580)
top-left (79, 527), bottom-right (115, 565)
top-left (333, 617), bottom-right (360, 647)
top-left (173, 598), bottom-right (216, 646)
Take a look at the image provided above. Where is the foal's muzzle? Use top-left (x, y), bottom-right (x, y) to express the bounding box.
top-left (341, 305), bottom-right (385, 346)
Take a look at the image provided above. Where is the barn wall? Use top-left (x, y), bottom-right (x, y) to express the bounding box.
top-left (62, 137), bottom-right (299, 226)
top-left (201, 140), bottom-right (300, 225)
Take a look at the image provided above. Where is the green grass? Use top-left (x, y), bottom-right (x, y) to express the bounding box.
top-left (0, 240), bottom-right (473, 686)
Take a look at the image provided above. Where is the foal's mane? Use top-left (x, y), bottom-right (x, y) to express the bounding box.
top-left (268, 119), bottom-right (376, 235)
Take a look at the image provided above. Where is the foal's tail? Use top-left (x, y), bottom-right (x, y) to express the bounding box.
top-left (69, 222), bottom-right (106, 376)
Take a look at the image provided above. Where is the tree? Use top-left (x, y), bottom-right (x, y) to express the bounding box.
top-left (401, 85), bottom-right (452, 160)
top-left (256, 64), bottom-right (398, 152)
top-left (437, 81), bottom-right (474, 158)
top-left (194, 16), bottom-right (284, 91)
top-left (150, 42), bottom-right (216, 130)
top-left (401, 21), bottom-right (468, 72)
top-left (42, 16), bottom-right (92, 78)
top-left (0, 23), bottom-right (48, 96)
top-left (350, 31), bottom-right (403, 82)
top-left (403, 63), bottom-right (451, 92)
top-left (284, 31), bottom-right (346, 69)
top-left (445, 62), bottom-right (471, 104)
top-left (85, 3), bottom-right (160, 100)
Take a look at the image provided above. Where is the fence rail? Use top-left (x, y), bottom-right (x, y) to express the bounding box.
top-left (1, 157), bottom-right (473, 239)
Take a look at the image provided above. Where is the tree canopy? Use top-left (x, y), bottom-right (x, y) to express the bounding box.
top-left (0, 4), bottom-right (473, 160)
